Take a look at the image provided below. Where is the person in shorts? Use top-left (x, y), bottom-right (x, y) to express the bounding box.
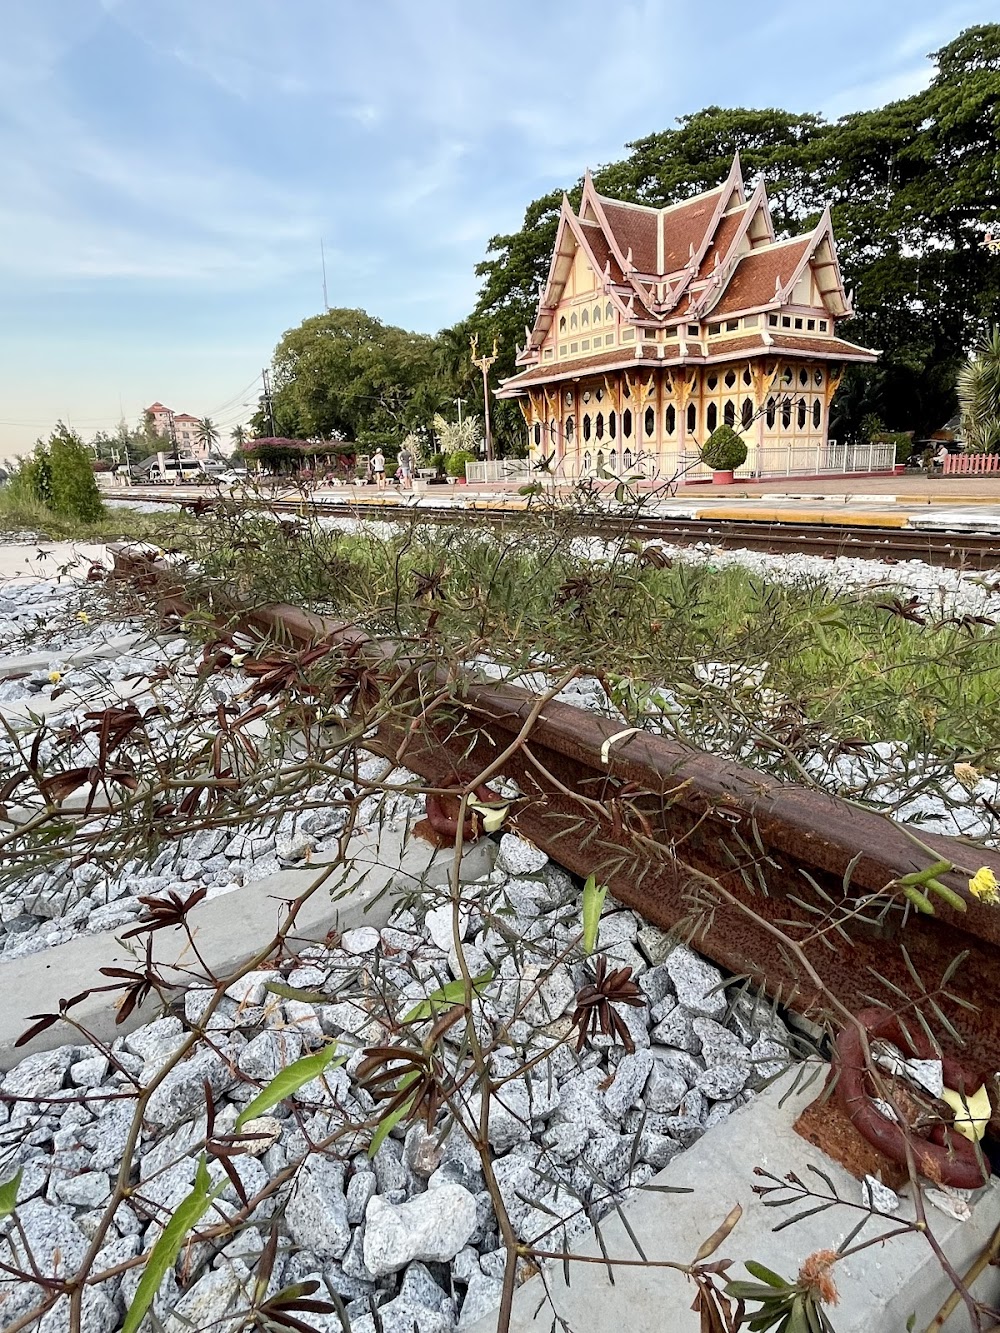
top-left (398, 445), bottom-right (414, 489)
top-left (371, 449), bottom-right (386, 490)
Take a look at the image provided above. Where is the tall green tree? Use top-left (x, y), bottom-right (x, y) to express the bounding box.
top-left (48, 423), bottom-right (103, 522)
top-left (196, 417), bottom-right (220, 454)
top-left (958, 326), bottom-right (1000, 451)
top-left (257, 308), bottom-right (451, 447)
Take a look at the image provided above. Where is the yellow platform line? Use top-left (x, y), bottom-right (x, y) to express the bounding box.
top-left (694, 507), bottom-right (910, 528)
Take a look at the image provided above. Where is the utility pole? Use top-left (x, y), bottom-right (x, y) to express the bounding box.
top-left (454, 397), bottom-right (464, 427)
top-left (469, 335), bottom-right (498, 462)
top-left (320, 239), bottom-right (330, 312)
top-left (167, 410), bottom-right (179, 465)
top-left (261, 368), bottom-right (277, 437)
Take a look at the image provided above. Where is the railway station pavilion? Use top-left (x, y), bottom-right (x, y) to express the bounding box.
top-left (496, 154), bottom-right (880, 481)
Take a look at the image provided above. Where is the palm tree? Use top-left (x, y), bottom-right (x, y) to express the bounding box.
top-left (231, 424), bottom-right (248, 450)
top-left (195, 417), bottom-right (220, 456)
top-left (958, 327), bottom-right (1000, 453)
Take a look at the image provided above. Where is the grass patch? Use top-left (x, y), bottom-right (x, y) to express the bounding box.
top-left (171, 508), bottom-right (1000, 768)
top-left (0, 487), bottom-right (194, 544)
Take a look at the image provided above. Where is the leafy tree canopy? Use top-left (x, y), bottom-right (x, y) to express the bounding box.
top-left (261, 25), bottom-right (1000, 451)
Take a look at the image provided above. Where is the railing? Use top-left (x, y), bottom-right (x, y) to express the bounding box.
top-left (465, 459), bottom-right (533, 484)
top-left (943, 452), bottom-right (1000, 474)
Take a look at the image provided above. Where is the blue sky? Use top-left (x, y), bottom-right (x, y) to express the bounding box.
top-left (0, 0), bottom-right (989, 458)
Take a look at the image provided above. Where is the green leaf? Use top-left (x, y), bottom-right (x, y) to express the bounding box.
top-left (582, 873), bottom-right (608, 954)
top-left (402, 969), bottom-right (494, 1023)
top-left (264, 981), bottom-right (330, 1004)
top-left (744, 1261), bottom-right (789, 1288)
top-left (122, 1157), bottom-right (224, 1333)
top-left (235, 1043), bottom-right (344, 1130)
top-left (368, 1075), bottom-right (419, 1158)
top-left (0, 1169), bottom-right (22, 1218)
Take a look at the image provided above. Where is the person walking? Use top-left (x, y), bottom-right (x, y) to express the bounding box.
top-left (398, 444), bottom-right (414, 489)
top-left (371, 448), bottom-right (386, 490)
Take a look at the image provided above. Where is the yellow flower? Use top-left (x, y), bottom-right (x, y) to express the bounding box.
top-left (48, 670), bottom-right (62, 685)
top-left (76, 611), bottom-right (90, 624)
top-left (953, 762), bottom-right (981, 789)
top-left (969, 867), bottom-right (1000, 905)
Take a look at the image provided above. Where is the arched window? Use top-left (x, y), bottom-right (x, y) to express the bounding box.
top-left (724, 370), bottom-right (736, 388)
top-left (609, 449), bottom-right (617, 470)
top-left (596, 449), bottom-right (605, 471)
top-left (583, 414), bottom-right (592, 441)
top-left (644, 406), bottom-right (655, 438)
top-left (706, 403), bottom-right (718, 432)
top-left (533, 423), bottom-right (541, 447)
top-left (814, 368), bottom-right (824, 387)
top-left (570, 311), bottom-right (578, 331)
top-left (593, 305), bottom-right (602, 325)
top-left (623, 449), bottom-right (634, 470)
top-left (742, 398), bottom-right (754, 431)
top-left (743, 367), bottom-right (752, 386)
top-left (665, 404), bottom-right (676, 435)
top-left (812, 398), bottom-right (822, 428)
top-left (724, 400), bottom-right (736, 428)
top-left (797, 397), bottom-right (807, 429)
top-left (707, 374), bottom-right (718, 390)
top-left (623, 408), bottom-right (633, 438)
top-left (559, 315), bottom-right (567, 334)
top-left (606, 300), bottom-right (614, 320)
top-left (595, 388), bottom-right (603, 402)
top-left (583, 450), bottom-right (592, 472)
top-left (781, 399), bottom-right (792, 429)
top-left (609, 412), bottom-right (617, 440)
top-left (687, 403), bottom-right (697, 434)
top-left (565, 390), bottom-right (573, 406)
top-left (565, 415), bottom-right (575, 442)
top-left (581, 308), bottom-right (589, 327)
top-left (766, 397), bottom-right (776, 429)
top-left (799, 368), bottom-right (808, 386)
top-left (596, 412), bottom-right (605, 440)
top-left (781, 367), bottom-right (793, 387)
top-left (582, 390), bottom-right (591, 403)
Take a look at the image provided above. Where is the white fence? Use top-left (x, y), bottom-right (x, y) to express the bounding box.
top-left (468, 442), bottom-right (895, 485)
top-left (675, 441), bottom-right (895, 480)
top-left (465, 459), bottom-right (533, 484)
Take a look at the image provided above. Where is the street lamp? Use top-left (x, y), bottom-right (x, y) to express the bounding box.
top-left (470, 334), bottom-right (498, 463)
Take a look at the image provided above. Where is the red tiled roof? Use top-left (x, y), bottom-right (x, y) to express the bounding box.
top-left (696, 206), bottom-right (747, 279)
top-left (498, 346), bottom-right (659, 393)
top-left (146, 402), bottom-right (169, 412)
top-left (684, 332), bottom-right (877, 364)
top-left (597, 201), bottom-right (658, 272)
top-left (708, 239), bottom-right (811, 317)
top-left (661, 188), bottom-right (727, 274)
top-left (172, 413), bottom-right (200, 422)
top-left (578, 221), bottom-right (625, 286)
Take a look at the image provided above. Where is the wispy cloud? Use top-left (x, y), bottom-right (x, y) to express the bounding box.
top-left (0, 0), bottom-right (981, 458)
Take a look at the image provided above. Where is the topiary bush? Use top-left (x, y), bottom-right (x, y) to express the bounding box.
top-left (445, 449), bottom-right (475, 478)
top-left (49, 426), bottom-right (104, 521)
top-left (701, 425), bottom-right (747, 473)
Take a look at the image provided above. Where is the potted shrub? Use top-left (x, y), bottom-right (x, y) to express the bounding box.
top-left (445, 449), bottom-right (475, 484)
top-left (700, 425), bottom-right (747, 485)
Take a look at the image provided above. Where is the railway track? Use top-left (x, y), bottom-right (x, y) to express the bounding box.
top-left (112, 488), bottom-right (1000, 570)
top-left (113, 543), bottom-right (1000, 1077)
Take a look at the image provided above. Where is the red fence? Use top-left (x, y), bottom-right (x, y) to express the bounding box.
top-left (943, 452), bottom-right (1000, 474)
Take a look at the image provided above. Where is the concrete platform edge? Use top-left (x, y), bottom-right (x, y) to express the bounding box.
top-left (468, 1070), bottom-right (1000, 1333)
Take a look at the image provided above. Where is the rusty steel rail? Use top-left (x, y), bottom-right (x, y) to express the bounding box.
top-left (111, 488), bottom-right (1000, 570)
top-left (110, 545), bottom-right (1000, 1082)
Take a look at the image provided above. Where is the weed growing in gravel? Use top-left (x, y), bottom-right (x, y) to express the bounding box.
top-left (1, 494), bottom-right (998, 1333)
